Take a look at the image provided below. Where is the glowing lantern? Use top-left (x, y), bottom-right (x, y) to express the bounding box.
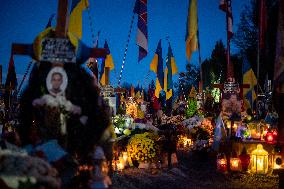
top-left (265, 132), bottom-right (276, 144)
top-left (122, 152), bottom-right (128, 163)
top-left (250, 144), bottom-right (269, 174)
top-left (217, 153), bottom-right (227, 172)
top-left (177, 135), bottom-right (192, 149)
top-left (117, 156), bottom-right (125, 171)
top-left (230, 157), bottom-right (241, 171)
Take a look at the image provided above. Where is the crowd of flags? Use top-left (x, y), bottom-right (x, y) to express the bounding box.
top-left (150, 40), bottom-right (178, 100)
top-left (4, 0), bottom-right (284, 114)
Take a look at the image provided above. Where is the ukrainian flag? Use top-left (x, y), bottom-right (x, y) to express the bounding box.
top-left (164, 43), bottom-right (178, 100)
top-left (100, 40), bottom-right (114, 86)
top-left (68, 0), bottom-right (89, 39)
top-left (185, 0), bottom-right (198, 62)
top-left (242, 57), bottom-right (257, 109)
top-left (150, 40), bottom-right (164, 98)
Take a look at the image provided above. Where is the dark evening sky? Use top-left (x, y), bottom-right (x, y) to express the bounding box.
top-left (0, 0), bottom-right (248, 88)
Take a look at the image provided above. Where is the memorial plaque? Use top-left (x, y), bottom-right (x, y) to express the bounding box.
top-left (40, 38), bottom-right (76, 63)
top-left (100, 85), bottom-right (115, 97)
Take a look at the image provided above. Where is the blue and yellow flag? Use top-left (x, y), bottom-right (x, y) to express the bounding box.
top-left (185, 0), bottom-right (198, 62)
top-left (242, 57), bottom-right (257, 109)
top-left (68, 0), bottom-right (89, 39)
top-left (100, 40), bottom-right (114, 86)
top-left (150, 40), bottom-right (164, 98)
top-left (164, 43), bottom-right (178, 100)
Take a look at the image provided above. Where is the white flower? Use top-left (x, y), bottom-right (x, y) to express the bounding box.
top-left (114, 127), bottom-right (121, 134)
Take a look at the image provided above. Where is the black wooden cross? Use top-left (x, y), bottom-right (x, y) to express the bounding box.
top-left (11, 0), bottom-right (107, 64)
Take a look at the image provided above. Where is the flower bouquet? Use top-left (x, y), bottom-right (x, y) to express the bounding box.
top-left (127, 132), bottom-right (160, 165)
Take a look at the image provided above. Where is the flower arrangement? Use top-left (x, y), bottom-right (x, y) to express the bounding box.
top-left (161, 115), bottom-right (185, 125)
top-left (127, 132), bottom-right (160, 163)
top-left (32, 94), bottom-right (81, 115)
top-left (0, 150), bottom-right (60, 189)
top-left (125, 99), bottom-right (138, 118)
top-left (182, 115), bottom-right (203, 130)
top-left (200, 118), bottom-right (214, 140)
top-left (112, 115), bottom-right (126, 135)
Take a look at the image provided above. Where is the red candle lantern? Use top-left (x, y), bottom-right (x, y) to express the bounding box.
top-left (265, 131), bottom-right (276, 144)
top-left (239, 147), bottom-right (250, 171)
top-left (217, 153), bottom-right (227, 172)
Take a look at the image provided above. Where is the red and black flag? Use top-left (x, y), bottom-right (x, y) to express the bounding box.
top-left (133, 0), bottom-right (148, 62)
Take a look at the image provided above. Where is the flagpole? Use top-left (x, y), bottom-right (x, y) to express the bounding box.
top-left (118, 12), bottom-right (136, 86)
top-left (197, 20), bottom-right (203, 93)
top-left (226, 0), bottom-right (232, 79)
top-left (256, 0), bottom-right (264, 115)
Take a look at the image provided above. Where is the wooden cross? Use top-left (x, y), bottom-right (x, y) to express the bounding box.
top-left (11, 0), bottom-right (107, 64)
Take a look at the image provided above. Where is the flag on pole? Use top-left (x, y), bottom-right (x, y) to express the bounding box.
top-left (242, 57), bottom-right (257, 109)
top-left (100, 40), bottom-right (114, 86)
top-left (68, 0), bottom-right (89, 39)
top-left (5, 54), bottom-right (18, 90)
top-left (185, 0), bottom-right (198, 62)
top-left (133, 0), bottom-right (148, 61)
top-left (219, 0), bottom-right (233, 39)
top-left (164, 43), bottom-right (178, 100)
top-left (150, 40), bottom-right (164, 98)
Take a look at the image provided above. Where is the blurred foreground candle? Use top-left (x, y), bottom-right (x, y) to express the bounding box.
top-left (122, 152), bottom-right (128, 162)
top-left (117, 156), bottom-right (125, 171)
top-left (230, 157), bottom-right (241, 171)
top-left (250, 144), bottom-right (268, 174)
top-left (265, 132), bottom-right (276, 144)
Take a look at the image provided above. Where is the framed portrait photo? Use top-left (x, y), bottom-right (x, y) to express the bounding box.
top-left (46, 66), bottom-right (68, 96)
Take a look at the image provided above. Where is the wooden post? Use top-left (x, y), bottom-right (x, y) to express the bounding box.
top-left (105, 68), bottom-right (110, 85)
top-left (55, 0), bottom-right (69, 37)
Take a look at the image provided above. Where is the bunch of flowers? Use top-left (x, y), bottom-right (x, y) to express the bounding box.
top-left (0, 150), bottom-right (60, 189)
top-left (182, 115), bottom-right (203, 130)
top-left (125, 100), bottom-right (138, 118)
top-left (127, 132), bottom-right (160, 163)
top-left (112, 115), bottom-right (126, 135)
top-left (161, 115), bottom-right (185, 125)
top-left (32, 94), bottom-right (81, 115)
top-left (200, 118), bottom-right (214, 140)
